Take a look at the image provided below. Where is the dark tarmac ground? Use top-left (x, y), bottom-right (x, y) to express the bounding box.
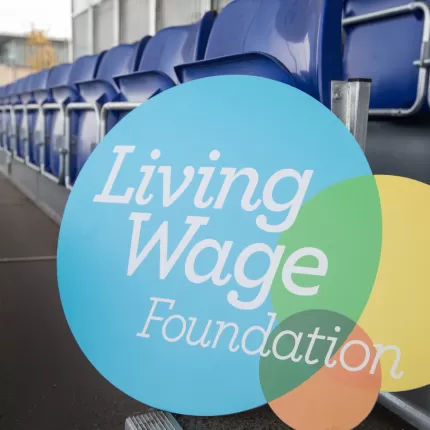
top-left (0, 176), bottom-right (415, 430)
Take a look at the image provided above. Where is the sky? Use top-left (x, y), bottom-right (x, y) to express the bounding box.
top-left (0, 0), bottom-right (72, 39)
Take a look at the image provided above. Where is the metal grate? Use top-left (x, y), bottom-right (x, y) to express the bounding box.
top-left (125, 411), bottom-right (183, 430)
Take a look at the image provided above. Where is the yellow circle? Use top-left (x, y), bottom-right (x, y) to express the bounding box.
top-left (358, 175), bottom-right (430, 392)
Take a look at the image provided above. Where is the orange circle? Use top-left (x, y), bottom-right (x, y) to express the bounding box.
top-left (269, 324), bottom-right (381, 430)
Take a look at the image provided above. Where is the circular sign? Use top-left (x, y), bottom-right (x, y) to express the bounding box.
top-left (57, 76), bottom-right (381, 417)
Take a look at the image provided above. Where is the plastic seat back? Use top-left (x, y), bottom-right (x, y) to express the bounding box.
top-left (72, 46), bottom-right (136, 183)
top-left (2, 84), bottom-right (12, 152)
top-left (115, 12), bottom-right (216, 104)
top-left (43, 63), bottom-right (73, 177)
top-left (105, 36), bottom-right (152, 128)
top-left (55, 53), bottom-right (103, 182)
top-left (27, 69), bottom-right (51, 167)
top-left (6, 82), bottom-right (21, 155)
top-left (0, 86), bottom-right (5, 150)
top-left (14, 76), bottom-right (30, 159)
top-left (20, 73), bottom-right (38, 165)
top-left (72, 39), bottom-right (150, 184)
top-left (344, 0), bottom-right (429, 111)
top-left (176, 0), bottom-right (343, 107)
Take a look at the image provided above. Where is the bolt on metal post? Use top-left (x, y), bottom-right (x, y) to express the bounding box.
top-left (331, 79), bottom-right (372, 152)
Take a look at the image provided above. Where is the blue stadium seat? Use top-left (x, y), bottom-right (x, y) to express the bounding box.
top-left (70, 37), bottom-right (150, 185)
top-left (343, 0), bottom-right (429, 111)
top-left (2, 84), bottom-right (12, 152)
top-left (21, 73), bottom-right (39, 167)
top-left (114, 12), bottom-right (216, 107)
top-left (15, 76), bottom-right (32, 160)
top-left (20, 75), bottom-right (36, 156)
top-left (46, 54), bottom-right (104, 181)
top-left (8, 80), bottom-right (24, 158)
top-left (0, 86), bottom-right (5, 150)
top-left (27, 69), bottom-right (51, 168)
top-left (45, 63), bottom-right (74, 178)
top-left (175, 0), bottom-right (343, 107)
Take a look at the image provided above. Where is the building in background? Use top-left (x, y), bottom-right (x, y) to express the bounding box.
top-left (72, 0), bottom-right (232, 59)
top-left (0, 32), bottom-right (70, 85)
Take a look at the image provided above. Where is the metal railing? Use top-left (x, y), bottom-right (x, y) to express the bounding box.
top-left (3, 105), bottom-right (15, 157)
top-left (41, 103), bottom-right (64, 183)
top-left (11, 105), bottom-right (27, 164)
top-left (64, 102), bottom-right (99, 190)
top-left (343, 1), bottom-right (430, 117)
top-left (23, 104), bottom-right (42, 172)
top-left (0, 3), bottom-right (428, 182)
top-left (100, 102), bottom-right (140, 139)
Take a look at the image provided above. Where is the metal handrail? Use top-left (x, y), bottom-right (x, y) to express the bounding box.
top-left (343, 1), bottom-right (430, 117)
top-left (0, 106), bottom-right (7, 152)
top-left (24, 104), bottom-right (44, 172)
top-left (100, 102), bottom-right (141, 139)
top-left (10, 104), bottom-right (26, 163)
top-left (3, 105), bottom-right (16, 158)
top-left (40, 103), bottom-right (64, 183)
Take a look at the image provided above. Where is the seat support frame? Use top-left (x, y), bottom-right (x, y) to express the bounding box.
top-left (343, 1), bottom-right (430, 117)
top-left (100, 101), bottom-right (140, 139)
top-left (64, 102), bottom-right (100, 190)
top-left (41, 103), bottom-right (66, 184)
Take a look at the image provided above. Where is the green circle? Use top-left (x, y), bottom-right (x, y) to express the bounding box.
top-left (270, 175), bottom-right (382, 325)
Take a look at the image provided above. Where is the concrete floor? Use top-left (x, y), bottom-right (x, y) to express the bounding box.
top-left (0, 176), bottom-right (414, 430)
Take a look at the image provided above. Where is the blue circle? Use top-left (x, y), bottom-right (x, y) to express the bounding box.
top-left (57, 75), bottom-right (372, 416)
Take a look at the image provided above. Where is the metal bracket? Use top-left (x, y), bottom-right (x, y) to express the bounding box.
top-left (414, 40), bottom-right (430, 67)
top-left (331, 79), bottom-right (372, 152)
top-left (20, 126), bottom-right (29, 143)
top-left (69, 135), bottom-right (78, 156)
top-left (54, 135), bottom-right (67, 154)
top-left (35, 131), bottom-right (44, 147)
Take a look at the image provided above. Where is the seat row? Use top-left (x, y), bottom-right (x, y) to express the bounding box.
top-left (0, 0), bottom-right (429, 189)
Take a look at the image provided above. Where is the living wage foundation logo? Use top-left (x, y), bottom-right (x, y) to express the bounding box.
top-left (57, 76), bottom-right (430, 429)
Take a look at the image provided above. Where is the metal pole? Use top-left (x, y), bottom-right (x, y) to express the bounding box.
top-left (331, 79), bottom-right (372, 152)
top-left (25, 104), bottom-right (43, 171)
top-left (149, 0), bottom-right (157, 35)
top-left (379, 393), bottom-right (430, 430)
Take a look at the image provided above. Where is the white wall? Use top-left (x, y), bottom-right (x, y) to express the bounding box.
top-left (72, 0), bottom-right (233, 59)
